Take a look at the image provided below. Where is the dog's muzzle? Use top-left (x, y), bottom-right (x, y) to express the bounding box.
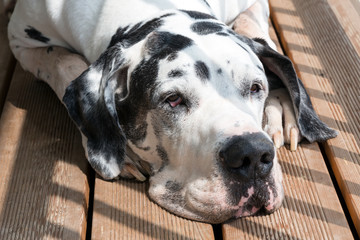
top-left (218, 132), bottom-right (281, 217)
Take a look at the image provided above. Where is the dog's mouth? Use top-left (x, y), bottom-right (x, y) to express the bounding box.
top-left (233, 184), bottom-right (283, 218)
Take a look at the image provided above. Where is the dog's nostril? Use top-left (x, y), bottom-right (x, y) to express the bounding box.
top-left (260, 153), bottom-right (272, 164)
top-left (257, 153), bottom-right (273, 177)
top-left (242, 157), bottom-right (251, 170)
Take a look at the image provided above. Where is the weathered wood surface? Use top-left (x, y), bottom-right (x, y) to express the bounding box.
top-left (91, 178), bottom-right (215, 240)
top-left (270, 0), bottom-right (360, 236)
top-left (0, 65), bottom-right (90, 240)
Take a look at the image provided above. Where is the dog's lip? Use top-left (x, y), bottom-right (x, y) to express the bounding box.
top-left (234, 201), bottom-right (278, 218)
top-left (232, 183), bottom-right (283, 218)
top-left (234, 205), bottom-right (259, 218)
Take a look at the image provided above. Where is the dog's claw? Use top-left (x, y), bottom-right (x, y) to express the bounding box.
top-left (125, 163), bottom-right (147, 182)
top-left (273, 131), bottom-right (283, 149)
top-left (264, 88), bottom-right (302, 150)
top-left (290, 127), bottom-right (298, 151)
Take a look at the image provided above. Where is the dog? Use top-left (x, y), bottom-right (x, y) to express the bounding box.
top-left (6, 0), bottom-right (337, 223)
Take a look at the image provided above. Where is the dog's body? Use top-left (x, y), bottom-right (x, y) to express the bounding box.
top-left (7, 0), bottom-right (337, 223)
top-left (8, 0), bottom-right (273, 63)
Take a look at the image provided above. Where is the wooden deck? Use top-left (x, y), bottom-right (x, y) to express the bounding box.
top-left (0, 0), bottom-right (359, 239)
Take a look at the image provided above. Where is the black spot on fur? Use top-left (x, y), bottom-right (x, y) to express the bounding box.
top-left (146, 32), bottom-right (193, 60)
top-left (47, 46), bottom-right (53, 53)
top-left (195, 61), bottom-right (210, 81)
top-left (216, 32), bottom-right (229, 36)
top-left (128, 122), bottom-right (148, 145)
top-left (191, 21), bottom-right (223, 35)
top-left (202, 0), bottom-right (211, 7)
top-left (156, 145), bottom-right (169, 163)
top-left (165, 181), bottom-right (182, 192)
top-left (217, 68), bottom-right (223, 74)
top-left (24, 26), bottom-right (50, 43)
top-left (168, 69), bottom-right (184, 78)
top-left (109, 13), bottom-right (174, 47)
top-left (181, 10), bottom-right (215, 20)
top-left (167, 52), bottom-right (178, 62)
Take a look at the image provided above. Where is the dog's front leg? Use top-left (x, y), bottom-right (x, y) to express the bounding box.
top-left (16, 46), bottom-right (88, 100)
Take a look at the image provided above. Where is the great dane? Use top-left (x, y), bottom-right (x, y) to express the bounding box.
top-left (6, 0), bottom-right (337, 223)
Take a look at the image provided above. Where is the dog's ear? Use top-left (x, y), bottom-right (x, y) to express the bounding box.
top-left (63, 45), bottom-right (129, 179)
top-left (251, 38), bottom-right (337, 142)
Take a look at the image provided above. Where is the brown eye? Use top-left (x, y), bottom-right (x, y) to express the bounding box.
top-left (167, 95), bottom-right (182, 107)
top-left (250, 84), bottom-right (261, 94)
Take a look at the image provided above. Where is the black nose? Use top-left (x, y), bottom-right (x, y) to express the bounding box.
top-left (219, 133), bottom-right (275, 180)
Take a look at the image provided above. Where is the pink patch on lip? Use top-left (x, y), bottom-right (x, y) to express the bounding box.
top-left (237, 187), bottom-right (254, 207)
top-left (265, 186), bottom-right (276, 211)
top-left (251, 206), bottom-right (259, 214)
top-left (235, 187), bottom-right (255, 218)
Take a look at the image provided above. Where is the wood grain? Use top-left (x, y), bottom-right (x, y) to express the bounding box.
top-left (270, 0), bottom-right (360, 236)
top-left (0, 65), bottom-right (90, 239)
top-left (91, 177), bottom-right (215, 240)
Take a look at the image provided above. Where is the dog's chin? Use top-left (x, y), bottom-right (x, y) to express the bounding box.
top-left (148, 181), bottom-right (236, 223)
top-left (148, 173), bottom-right (284, 224)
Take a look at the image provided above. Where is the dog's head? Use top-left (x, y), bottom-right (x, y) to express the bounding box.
top-left (63, 11), bottom-right (337, 223)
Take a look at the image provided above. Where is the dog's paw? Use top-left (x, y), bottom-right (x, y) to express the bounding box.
top-left (263, 88), bottom-right (301, 151)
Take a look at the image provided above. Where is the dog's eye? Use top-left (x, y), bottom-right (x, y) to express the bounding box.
top-left (250, 83), bottom-right (262, 94)
top-left (167, 94), bottom-right (182, 107)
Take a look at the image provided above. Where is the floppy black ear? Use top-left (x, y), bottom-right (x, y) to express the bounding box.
top-left (251, 38), bottom-right (337, 142)
top-left (63, 45), bottom-right (129, 179)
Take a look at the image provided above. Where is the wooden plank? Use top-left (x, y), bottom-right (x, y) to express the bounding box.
top-left (222, 20), bottom-right (353, 239)
top-left (91, 177), bottom-right (215, 240)
top-left (0, 65), bottom-right (90, 239)
top-left (0, 10), bottom-right (16, 114)
top-left (270, 0), bottom-right (360, 236)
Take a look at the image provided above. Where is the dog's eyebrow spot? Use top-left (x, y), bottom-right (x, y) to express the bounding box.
top-left (217, 68), bottom-right (223, 74)
top-left (168, 69), bottom-right (185, 78)
top-left (24, 26), bottom-right (50, 43)
top-left (191, 21), bottom-right (223, 35)
top-left (181, 10), bottom-right (215, 20)
top-left (167, 52), bottom-right (178, 62)
top-left (194, 61), bottom-right (210, 81)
